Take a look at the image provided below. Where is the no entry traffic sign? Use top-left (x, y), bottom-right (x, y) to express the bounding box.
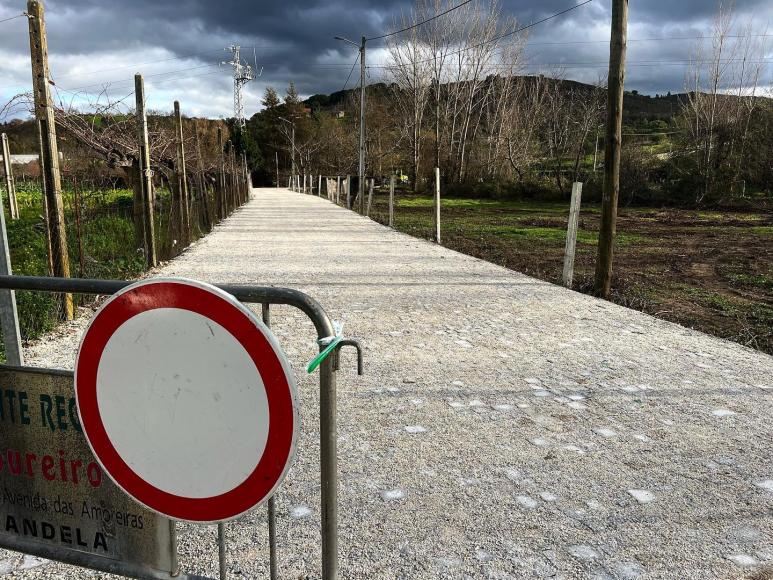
top-left (75, 278), bottom-right (299, 523)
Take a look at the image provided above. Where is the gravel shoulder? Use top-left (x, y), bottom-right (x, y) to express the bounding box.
top-left (2, 188), bottom-right (772, 579)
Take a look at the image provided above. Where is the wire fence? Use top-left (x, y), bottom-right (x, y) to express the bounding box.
top-left (2, 160), bottom-right (248, 354)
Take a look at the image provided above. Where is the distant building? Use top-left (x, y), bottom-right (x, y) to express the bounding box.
top-left (0, 154), bottom-right (40, 165)
top-left (0, 152), bottom-right (64, 165)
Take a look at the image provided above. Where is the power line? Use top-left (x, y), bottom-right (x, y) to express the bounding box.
top-left (467, 0), bottom-right (594, 54)
top-left (369, 57), bottom-right (772, 70)
top-left (524, 33), bottom-right (773, 46)
top-left (50, 44), bottom-right (277, 82)
top-left (0, 13), bottom-right (26, 24)
top-left (367, 0), bottom-right (475, 42)
top-left (340, 54), bottom-right (360, 92)
top-left (57, 63), bottom-right (220, 92)
top-left (51, 49), bottom-right (224, 81)
top-left (385, 0), bottom-right (594, 68)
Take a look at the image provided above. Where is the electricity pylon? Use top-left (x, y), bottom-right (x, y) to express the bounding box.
top-left (223, 45), bottom-right (260, 128)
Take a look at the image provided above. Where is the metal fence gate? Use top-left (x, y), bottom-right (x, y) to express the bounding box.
top-left (0, 274), bottom-right (362, 580)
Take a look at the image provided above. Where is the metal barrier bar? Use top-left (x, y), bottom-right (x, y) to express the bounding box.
top-left (263, 303), bottom-right (279, 580)
top-left (0, 275), bottom-right (353, 580)
top-left (217, 524), bottom-right (227, 579)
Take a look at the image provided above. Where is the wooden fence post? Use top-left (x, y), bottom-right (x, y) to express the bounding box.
top-left (229, 146), bottom-right (236, 212)
top-left (217, 128), bottom-right (225, 221)
top-left (389, 175), bottom-right (395, 227)
top-left (318, 174), bottom-right (322, 197)
top-left (0, 173), bottom-right (23, 365)
top-left (243, 152), bottom-right (250, 202)
top-left (35, 120), bottom-right (53, 276)
top-left (173, 101), bottom-right (190, 245)
top-left (562, 182), bottom-right (583, 288)
top-left (434, 167), bottom-right (441, 244)
top-left (366, 178), bottom-right (374, 217)
top-left (135, 75), bottom-right (157, 267)
top-left (1, 134), bottom-right (19, 220)
top-left (194, 121), bottom-right (211, 231)
top-left (336, 176), bottom-right (341, 204)
top-left (27, 0), bottom-right (72, 320)
top-left (346, 175), bottom-right (351, 209)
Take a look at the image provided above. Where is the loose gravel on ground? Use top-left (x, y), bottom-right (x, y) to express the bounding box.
top-left (2, 189), bottom-right (772, 579)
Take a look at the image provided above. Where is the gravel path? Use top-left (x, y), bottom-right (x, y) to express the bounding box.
top-left (3, 188), bottom-right (772, 579)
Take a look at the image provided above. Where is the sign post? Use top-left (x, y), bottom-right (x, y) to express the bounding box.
top-left (75, 278), bottom-right (299, 524)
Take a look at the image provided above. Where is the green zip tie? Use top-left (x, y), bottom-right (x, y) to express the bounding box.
top-left (306, 336), bottom-right (343, 374)
top-left (307, 322), bottom-right (344, 374)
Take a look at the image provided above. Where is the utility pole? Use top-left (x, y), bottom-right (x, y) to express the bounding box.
top-left (594, 0), bottom-right (628, 299)
top-left (335, 35), bottom-right (366, 212)
top-left (27, 0), bottom-right (72, 320)
top-left (358, 36), bottom-right (366, 214)
top-left (135, 75), bottom-right (157, 267)
top-left (1, 134), bottom-right (19, 220)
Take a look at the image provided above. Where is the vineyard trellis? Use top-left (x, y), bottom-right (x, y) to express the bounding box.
top-left (0, 0), bottom-right (252, 350)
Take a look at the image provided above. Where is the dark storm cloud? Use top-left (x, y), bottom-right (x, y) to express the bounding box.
top-left (0, 0), bottom-right (770, 118)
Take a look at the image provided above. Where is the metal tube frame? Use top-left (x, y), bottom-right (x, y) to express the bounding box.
top-left (0, 275), bottom-right (362, 580)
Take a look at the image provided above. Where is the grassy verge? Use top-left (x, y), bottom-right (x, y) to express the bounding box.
top-left (1, 183), bottom-right (214, 359)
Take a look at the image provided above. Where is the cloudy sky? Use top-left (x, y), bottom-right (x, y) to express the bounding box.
top-left (0, 0), bottom-right (770, 121)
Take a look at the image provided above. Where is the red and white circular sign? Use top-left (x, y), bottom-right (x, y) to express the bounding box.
top-left (75, 278), bottom-right (298, 523)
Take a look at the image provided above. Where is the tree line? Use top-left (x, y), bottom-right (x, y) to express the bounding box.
top-left (245, 0), bottom-right (770, 206)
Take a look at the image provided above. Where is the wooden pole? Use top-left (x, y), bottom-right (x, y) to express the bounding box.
top-left (594, 0), bottom-right (628, 299)
top-left (275, 152), bottom-right (280, 188)
top-left (174, 101), bottom-right (190, 245)
top-left (389, 175), bottom-right (395, 227)
top-left (0, 164), bottom-right (23, 365)
top-left (346, 175), bottom-right (351, 209)
top-left (336, 176), bottom-right (341, 205)
top-left (135, 75), bottom-right (157, 268)
top-left (36, 120), bottom-right (53, 276)
top-left (562, 182), bottom-right (583, 288)
top-left (366, 178), bottom-right (374, 217)
top-left (318, 174), bottom-right (322, 197)
top-left (194, 121), bottom-right (211, 231)
top-left (27, 0), bottom-right (72, 320)
top-left (217, 128), bottom-right (225, 220)
top-left (243, 152), bottom-right (250, 203)
top-left (72, 176), bottom-right (85, 278)
top-left (1, 134), bottom-right (19, 220)
top-left (434, 167), bottom-right (441, 244)
top-left (230, 146), bottom-right (236, 212)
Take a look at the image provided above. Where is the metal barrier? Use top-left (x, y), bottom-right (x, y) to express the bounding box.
top-left (0, 274), bottom-right (363, 580)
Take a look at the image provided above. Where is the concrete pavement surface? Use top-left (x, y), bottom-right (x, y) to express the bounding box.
top-left (2, 188), bottom-right (772, 579)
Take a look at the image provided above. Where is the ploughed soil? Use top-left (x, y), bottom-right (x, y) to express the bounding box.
top-left (368, 193), bottom-right (773, 355)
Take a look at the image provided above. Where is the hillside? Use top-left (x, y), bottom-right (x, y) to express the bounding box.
top-left (305, 76), bottom-right (688, 123)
